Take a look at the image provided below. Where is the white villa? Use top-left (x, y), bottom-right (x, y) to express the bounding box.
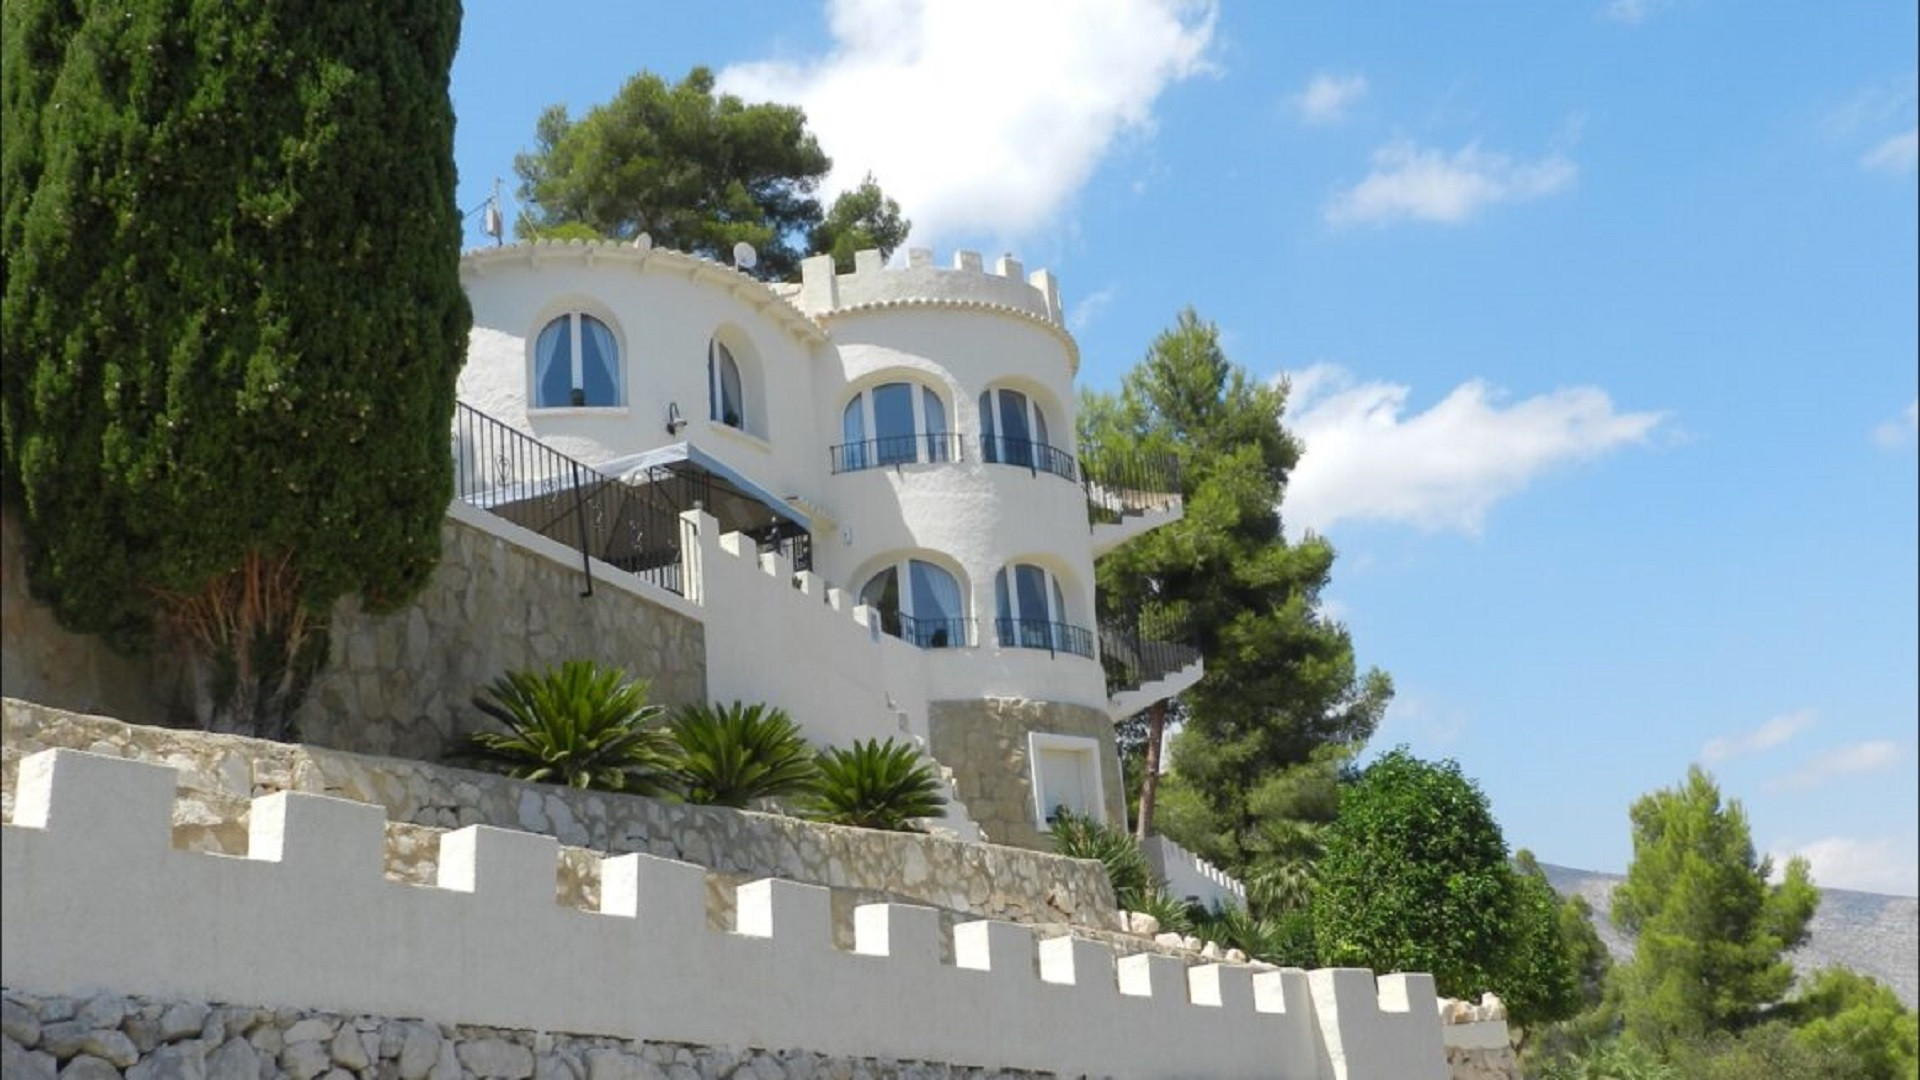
top-left (452, 239), bottom-right (1202, 852)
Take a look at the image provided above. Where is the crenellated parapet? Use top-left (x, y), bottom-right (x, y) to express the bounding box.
top-left (4, 749), bottom-right (1447, 1080)
top-left (797, 249), bottom-right (1071, 361)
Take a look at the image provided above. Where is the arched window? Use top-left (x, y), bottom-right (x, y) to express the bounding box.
top-left (533, 313), bottom-right (620, 408)
top-left (861, 558), bottom-right (968, 648)
top-left (994, 563), bottom-right (1092, 658)
top-left (709, 339), bottom-right (745, 429)
top-left (835, 381), bottom-right (951, 473)
top-left (980, 387), bottom-right (1074, 480)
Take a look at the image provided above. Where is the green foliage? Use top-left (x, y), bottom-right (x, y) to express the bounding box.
top-left (1535, 1038), bottom-right (1681, 1080)
top-left (1611, 766), bottom-right (1819, 1048)
top-left (454, 662), bottom-right (674, 794)
top-left (2, 0), bottom-right (469, 734)
top-left (1190, 903), bottom-right (1315, 967)
top-left (667, 700), bottom-right (820, 808)
top-left (805, 737), bottom-right (946, 832)
top-left (1312, 749), bottom-right (1583, 1026)
top-left (514, 67), bottom-right (907, 281)
top-left (1131, 888), bottom-right (1200, 937)
top-left (1783, 969), bottom-right (1920, 1080)
top-left (809, 172), bottom-right (910, 273)
top-left (1499, 850), bottom-right (1589, 1028)
top-left (1664, 1023), bottom-right (1866, 1080)
top-left (1081, 309), bottom-right (1390, 884)
top-left (1050, 810), bottom-right (1155, 910)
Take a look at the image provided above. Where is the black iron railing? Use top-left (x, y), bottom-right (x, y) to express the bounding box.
top-left (829, 433), bottom-right (964, 474)
top-left (453, 403), bottom-right (693, 596)
top-left (873, 612), bottom-right (974, 649)
top-left (981, 436), bottom-right (1078, 483)
top-left (1100, 603), bottom-right (1201, 696)
top-left (1081, 450), bottom-right (1182, 526)
top-left (994, 617), bottom-right (1096, 660)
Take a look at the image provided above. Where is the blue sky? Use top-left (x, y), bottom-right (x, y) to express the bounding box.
top-left (450, 1), bottom-right (1919, 894)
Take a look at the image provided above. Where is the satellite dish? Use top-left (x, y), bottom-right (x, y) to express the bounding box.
top-left (732, 242), bottom-right (758, 270)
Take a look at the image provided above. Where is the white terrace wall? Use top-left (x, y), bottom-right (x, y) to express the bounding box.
top-left (4, 749), bottom-right (1449, 1080)
top-left (0, 700), bottom-right (1114, 932)
top-left (1145, 834), bottom-right (1249, 912)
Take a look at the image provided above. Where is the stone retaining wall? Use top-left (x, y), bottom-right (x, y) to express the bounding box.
top-left (927, 699), bottom-right (1125, 851)
top-left (0, 501), bottom-right (708, 765)
top-left (1, 699), bottom-right (1117, 932)
top-left (0, 989), bottom-right (1051, 1080)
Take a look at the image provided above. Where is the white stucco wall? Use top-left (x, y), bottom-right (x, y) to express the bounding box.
top-left (454, 241), bottom-right (1119, 720)
top-left (4, 748), bottom-right (1449, 1080)
top-left (1144, 834), bottom-right (1250, 913)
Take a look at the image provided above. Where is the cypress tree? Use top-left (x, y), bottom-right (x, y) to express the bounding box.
top-left (1, 1), bottom-right (471, 736)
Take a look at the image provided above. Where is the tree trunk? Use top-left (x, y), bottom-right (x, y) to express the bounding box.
top-left (1134, 699), bottom-right (1167, 842)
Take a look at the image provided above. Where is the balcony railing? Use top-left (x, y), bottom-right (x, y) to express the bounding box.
top-left (454, 403), bottom-right (693, 596)
top-left (1081, 450), bottom-right (1183, 526)
top-left (995, 617), bottom-right (1096, 660)
top-left (1100, 603), bottom-right (1200, 696)
top-left (829, 433), bottom-right (964, 474)
top-left (869, 612), bottom-right (976, 650)
top-left (981, 436), bottom-right (1078, 483)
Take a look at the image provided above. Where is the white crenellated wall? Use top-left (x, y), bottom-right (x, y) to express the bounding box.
top-left (3, 748), bottom-right (1448, 1080)
top-left (1145, 834), bottom-right (1250, 912)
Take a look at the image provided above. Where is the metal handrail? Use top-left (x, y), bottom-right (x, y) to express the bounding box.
top-left (994, 617), bottom-right (1096, 660)
top-left (452, 402), bottom-right (688, 596)
top-left (886, 613), bottom-right (975, 649)
top-left (980, 436), bottom-right (1078, 483)
top-left (1081, 449), bottom-right (1182, 525)
top-left (829, 433), bottom-right (964, 474)
top-left (1099, 604), bottom-right (1200, 695)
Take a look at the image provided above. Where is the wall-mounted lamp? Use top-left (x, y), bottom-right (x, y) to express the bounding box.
top-left (665, 401), bottom-right (688, 436)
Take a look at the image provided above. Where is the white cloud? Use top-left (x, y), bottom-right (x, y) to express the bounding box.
top-left (1289, 73), bottom-right (1368, 126)
top-left (1862, 128), bottom-right (1919, 173)
top-left (1324, 140), bottom-right (1576, 227)
top-left (1772, 740), bottom-right (1903, 791)
top-left (1702, 709), bottom-right (1816, 763)
top-left (1068, 287), bottom-right (1117, 334)
top-left (1773, 836), bottom-right (1919, 896)
top-left (718, 0), bottom-right (1218, 244)
top-left (1601, 0), bottom-right (1667, 24)
top-left (1873, 400), bottom-right (1918, 448)
top-left (1279, 364), bottom-right (1663, 534)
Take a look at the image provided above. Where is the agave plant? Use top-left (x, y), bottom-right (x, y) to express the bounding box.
top-left (805, 738), bottom-right (948, 832)
top-left (452, 660), bottom-right (675, 794)
top-left (666, 700), bottom-right (820, 808)
top-left (1049, 809), bottom-right (1155, 910)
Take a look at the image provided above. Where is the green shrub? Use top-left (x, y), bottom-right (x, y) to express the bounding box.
top-left (1132, 888), bottom-right (1199, 937)
top-left (805, 738), bottom-right (947, 832)
top-left (1190, 903), bottom-right (1310, 966)
top-left (667, 701), bottom-right (820, 808)
top-left (453, 661), bottom-right (674, 793)
top-left (1534, 1038), bottom-right (1680, 1080)
top-left (1049, 810), bottom-right (1154, 910)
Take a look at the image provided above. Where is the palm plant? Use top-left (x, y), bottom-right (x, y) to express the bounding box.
top-left (666, 700), bottom-right (820, 807)
top-left (805, 738), bottom-right (948, 831)
top-left (1190, 902), bottom-right (1304, 966)
top-left (1049, 809), bottom-right (1155, 910)
top-left (1132, 887), bottom-right (1200, 936)
top-left (452, 660), bottom-right (674, 793)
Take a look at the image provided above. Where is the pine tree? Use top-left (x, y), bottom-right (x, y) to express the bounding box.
top-left (2, 0), bottom-right (470, 736)
top-left (1079, 308), bottom-right (1391, 878)
top-left (1612, 766), bottom-right (1819, 1048)
top-left (514, 67), bottom-right (909, 281)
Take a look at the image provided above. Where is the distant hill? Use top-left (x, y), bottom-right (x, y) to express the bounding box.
top-left (1538, 863), bottom-right (1919, 1009)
